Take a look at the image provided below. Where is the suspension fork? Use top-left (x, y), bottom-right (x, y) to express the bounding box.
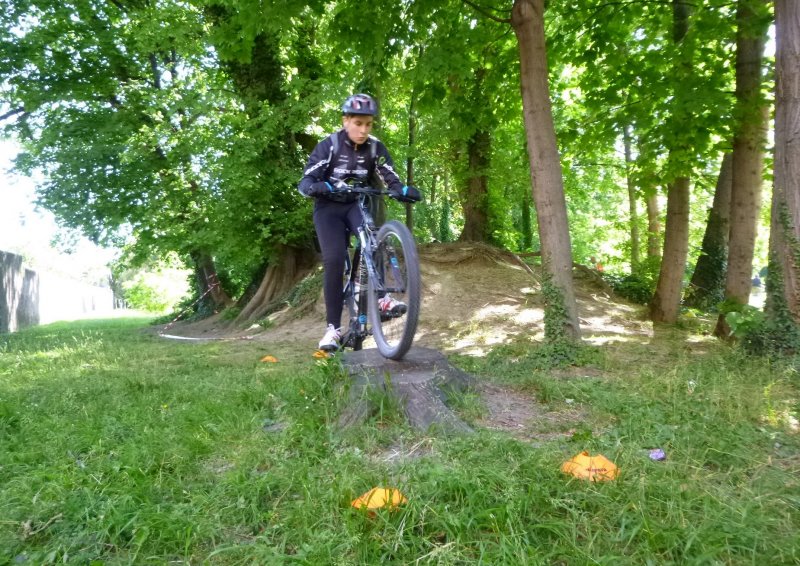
top-left (357, 196), bottom-right (384, 295)
top-left (357, 225), bottom-right (385, 297)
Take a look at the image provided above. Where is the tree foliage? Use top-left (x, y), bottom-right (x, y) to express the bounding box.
top-left (0, 0), bottom-right (781, 336)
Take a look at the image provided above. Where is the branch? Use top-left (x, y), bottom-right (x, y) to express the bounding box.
top-left (0, 107), bottom-right (24, 122)
top-left (462, 0), bottom-right (511, 24)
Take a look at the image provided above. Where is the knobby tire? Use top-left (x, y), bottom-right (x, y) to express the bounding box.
top-left (367, 220), bottom-right (420, 360)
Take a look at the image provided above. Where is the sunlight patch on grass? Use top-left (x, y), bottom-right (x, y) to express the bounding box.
top-left (582, 334), bottom-right (649, 345)
top-left (684, 334), bottom-right (718, 344)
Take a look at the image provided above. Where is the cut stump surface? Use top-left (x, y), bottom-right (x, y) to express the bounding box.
top-left (339, 346), bottom-right (474, 434)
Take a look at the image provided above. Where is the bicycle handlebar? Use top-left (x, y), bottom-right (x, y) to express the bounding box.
top-left (331, 184), bottom-right (389, 196)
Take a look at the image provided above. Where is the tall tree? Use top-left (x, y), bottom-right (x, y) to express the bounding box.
top-left (714, 0), bottom-right (771, 337)
top-left (1, 0), bottom-right (236, 310)
top-left (684, 153), bottom-right (733, 310)
top-left (202, 3), bottom-right (323, 323)
top-left (765, 0), bottom-right (800, 328)
top-left (511, 0), bottom-right (580, 339)
top-left (460, 0), bottom-right (580, 338)
top-left (623, 124), bottom-right (641, 269)
top-left (649, 1), bottom-right (694, 323)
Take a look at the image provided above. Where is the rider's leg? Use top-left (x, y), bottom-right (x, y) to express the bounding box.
top-left (313, 201), bottom-right (362, 336)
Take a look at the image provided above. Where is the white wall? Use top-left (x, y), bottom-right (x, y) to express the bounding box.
top-left (38, 271), bottom-right (115, 324)
top-left (1, 249), bottom-right (115, 331)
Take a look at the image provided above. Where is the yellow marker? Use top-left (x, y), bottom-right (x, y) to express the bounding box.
top-left (561, 451), bottom-right (619, 481)
top-left (351, 487), bottom-right (408, 510)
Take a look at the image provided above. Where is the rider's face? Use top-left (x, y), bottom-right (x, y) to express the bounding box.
top-left (343, 114), bottom-right (374, 145)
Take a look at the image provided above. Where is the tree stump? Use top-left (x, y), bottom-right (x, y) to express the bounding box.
top-left (338, 346), bottom-right (474, 434)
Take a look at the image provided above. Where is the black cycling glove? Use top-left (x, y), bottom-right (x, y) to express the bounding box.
top-left (391, 185), bottom-right (421, 203)
top-left (306, 181), bottom-right (333, 197)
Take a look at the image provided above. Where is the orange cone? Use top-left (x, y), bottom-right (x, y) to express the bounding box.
top-left (561, 451), bottom-right (619, 481)
top-left (351, 487), bottom-right (408, 511)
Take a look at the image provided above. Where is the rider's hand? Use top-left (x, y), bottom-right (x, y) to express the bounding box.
top-left (391, 185), bottom-right (421, 203)
top-left (307, 181), bottom-right (334, 197)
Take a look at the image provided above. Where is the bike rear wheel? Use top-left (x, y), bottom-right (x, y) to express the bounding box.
top-left (367, 220), bottom-right (420, 360)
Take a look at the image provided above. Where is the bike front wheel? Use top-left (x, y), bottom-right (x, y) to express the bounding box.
top-left (367, 220), bottom-right (421, 360)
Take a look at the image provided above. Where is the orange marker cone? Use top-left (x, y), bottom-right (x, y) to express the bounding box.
top-left (561, 451), bottom-right (619, 481)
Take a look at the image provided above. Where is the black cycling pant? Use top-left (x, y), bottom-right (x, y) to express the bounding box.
top-left (314, 199), bottom-right (362, 328)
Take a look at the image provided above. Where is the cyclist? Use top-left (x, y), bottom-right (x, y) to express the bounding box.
top-left (298, 93), bottom-right (421, 351)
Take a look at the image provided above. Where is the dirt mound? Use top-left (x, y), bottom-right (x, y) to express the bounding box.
top-left (157, 242), bottom-right (653, 442)
top-left (160, 242), bottom-right (650, 352)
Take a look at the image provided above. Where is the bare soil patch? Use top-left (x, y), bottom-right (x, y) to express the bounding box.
top-left (476, 383), bottom-right (590, 444)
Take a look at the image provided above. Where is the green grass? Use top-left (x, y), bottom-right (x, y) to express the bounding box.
top-left (1, 318), bottom-right (798, 564)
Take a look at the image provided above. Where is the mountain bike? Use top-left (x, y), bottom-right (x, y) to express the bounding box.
top-left (337, 186), bottom-right (420, 360)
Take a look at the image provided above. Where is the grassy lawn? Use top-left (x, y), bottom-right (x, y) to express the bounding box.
top-left (1, 318), bottom-right (798, 564)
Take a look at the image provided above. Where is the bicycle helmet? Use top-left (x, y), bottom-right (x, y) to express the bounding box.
top-left (342, 93), bottom-right (378, 116)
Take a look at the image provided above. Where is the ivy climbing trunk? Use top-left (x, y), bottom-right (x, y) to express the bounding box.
top-left (458, 129), bottom-right (491, 242)
top-left (766, 0), bottom-right (800, 323)
top-left (235, 245), bottom-right (316, 324)
top-left (715, 0), bottom-right (770, 337)
top-left (512, 0), bottom-right (581, 340)
top-left (649, 0), bottom-right (693, 324)
top-left (684, 153), bottom-right (733, 310)
top-left (205, 8), bottom-right (317, 324)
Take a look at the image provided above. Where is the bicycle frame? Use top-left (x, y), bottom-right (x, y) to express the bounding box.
top-left (341, 189), bottom-right (383, 349)
top-left (337, 185), bottom-right (418, 357)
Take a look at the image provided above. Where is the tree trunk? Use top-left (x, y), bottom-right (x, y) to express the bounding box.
top-left (458, 129), bottom-right (491, 242)
top-left (649, 0), bottom-right (693, 323)
top-left (623, 124), bottom-right (641, 269)
top-left (206, 11), bottom-right (319, 322)
top-left (190, 250), bottom-right (233, 314)
top-left (766, 0), bottom-right (800, 323)
top-left (646, 192), bottom-right (662, 259)
top-left (439, 169), bottom-right (453, 243)
top-left (650, 177), bottom-right (691, 322)
top-left (521, 189), bottom-right (533, 251)
top-left (235, 245), bottom-right (316, 324)
top-left (512, 0), bottom-right (581, 340)
top-left (684, 153), bottom-right (733, 309)
top-left (406, 88), bottom-right (417, 230)
top-left (715, 0), bottom-right (770, 337)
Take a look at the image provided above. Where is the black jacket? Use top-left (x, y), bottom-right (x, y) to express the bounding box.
top-left (298, 129), bottom-right (403, 201)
